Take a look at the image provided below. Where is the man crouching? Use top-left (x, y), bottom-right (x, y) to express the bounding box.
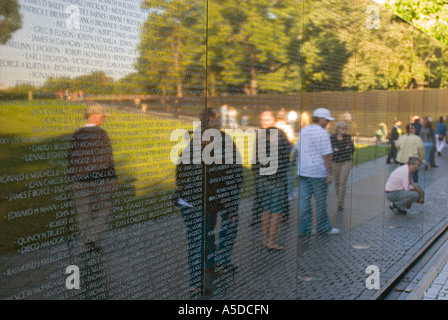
top-left (385, 157), bottom-right (424, 215)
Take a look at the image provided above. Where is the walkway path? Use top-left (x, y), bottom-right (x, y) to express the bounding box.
top-left (1, 149), bottom-right (448, 300)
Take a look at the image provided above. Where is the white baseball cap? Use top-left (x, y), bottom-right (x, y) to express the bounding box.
top-left (313, 108), bottom-right (334, 120)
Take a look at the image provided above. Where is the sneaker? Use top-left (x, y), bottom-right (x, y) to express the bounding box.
top-left (327, 228), bottom-right (340, 235)
top-left (389, 203), bottom-right (400, 214)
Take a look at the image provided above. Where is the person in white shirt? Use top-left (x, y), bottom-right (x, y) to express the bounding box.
top-left (294, 108), bottom-right (339, 235)
top-left (385, 156), bottom-right (423, 214)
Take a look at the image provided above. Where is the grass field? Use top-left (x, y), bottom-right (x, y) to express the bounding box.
top-left (0, 99), bottom-right (387, 254)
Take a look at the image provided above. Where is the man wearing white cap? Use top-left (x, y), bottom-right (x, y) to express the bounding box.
top-left (294, 108), bottom-right (339, 235)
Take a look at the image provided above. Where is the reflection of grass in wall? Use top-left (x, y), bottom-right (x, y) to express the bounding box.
top-left (0, 100), bottom-right (254, 254)
top-left (0, 100), bottom-right (192, 254)
top-left (353, 143), bottom-right (388, 166)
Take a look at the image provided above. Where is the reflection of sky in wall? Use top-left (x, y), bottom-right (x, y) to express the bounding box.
top-left (0, 0), bottom-right (149, 88)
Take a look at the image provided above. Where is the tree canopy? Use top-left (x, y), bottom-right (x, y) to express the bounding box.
top-left (0, 0), bottom-right (22, 45)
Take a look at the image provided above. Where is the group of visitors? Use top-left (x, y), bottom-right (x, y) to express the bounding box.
top-left (66, 103), bottom-right (447, 298)
top-left (385, 116), bottom-right (446, 214)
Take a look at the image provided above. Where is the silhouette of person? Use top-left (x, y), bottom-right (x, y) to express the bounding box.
top-left (67, 104), bottom-right (116, 299)
top-left (175, 108), bottom-right (243, 296)
top-left (252, 111), bottom-right (291, 250)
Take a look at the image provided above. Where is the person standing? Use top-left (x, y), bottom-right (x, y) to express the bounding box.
top-left (436, 116), bottom-right (447, 156)
top-left (252, 112), bottom-right (291, 250)
top-left (395, 124), bottom-right (426, 183)
top-left (419, 118), bottom-right (436, 170)
top-left (330, 121), bottom-right (355, 213)
top-left (294, 108), bottom-right (339, 236)
top-left (413, 117), bottom-right (422, 136)
top-left (68, 104), bottom-right (116, 253)
top-left (67, 104), bottom-right (117, 298)
top-left (175, 108), bottom-right (243, 294)
top-left (386, 120), bottom-right (401, 164)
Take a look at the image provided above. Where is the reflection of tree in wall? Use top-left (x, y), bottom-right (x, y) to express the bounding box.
top-left (0, 0), bottom-right (22, 45)
top-left (209, 0), bottom-right (291, 95)
top-left (300, 0), bottom-right (354, 92)
top-left (136, 0), bottom-right (205, 99)
top-left (136, 0), bottom-right (301, 96)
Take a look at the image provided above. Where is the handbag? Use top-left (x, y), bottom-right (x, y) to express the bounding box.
top-left (438, 135), bottom-right (444, 141)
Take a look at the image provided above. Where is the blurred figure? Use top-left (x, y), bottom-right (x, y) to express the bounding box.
top-left (386, 120), bottom-right (402, 164)
top-left (436, 116), bottom-right (447, 156)
top-left (287, 110), bottom-right (298, 127)
top-left (252, 111), bottom-right (291, 250)
top-left (275, 108), bottom-right (295, 143)
top-left (175, 108), bottom-right (243, 295)
top-left (220, 104), bottom-right (228, 128)
top-left (413, 116), bottom-right (422, 136)
top-left (300, 111), bottom-right (311, 129)
top-left (241, 106), bottom-right (249, 127)
top-left (330, 121), bottom-right (355, 213)
top-left (294, 108), bottom-right (339, 235)
top-left (275, 109), bottom-right (296, 200)
top-left (252, 111), bottom-right (276, 226)
top-left (420, 118), bottom-right (437, 170)
top-left (375, 122), bottom-right (387, 143)
top-left (396, 124), bottom-right (426, 183)
top-left (67, 104), bottom-right (116, 299)
top-left (227, 106), bottom-right (238, 128)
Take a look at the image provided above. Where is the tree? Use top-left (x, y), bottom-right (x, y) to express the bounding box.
top-left (0, 0), bottom-right (22, 44)
top-left (384, 0), bottom-right (448, 46)
top-left (137, 0), bottom-right (206, 98)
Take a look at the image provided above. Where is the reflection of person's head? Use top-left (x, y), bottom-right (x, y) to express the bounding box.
top-left (394, 120), bottom-right (402, 127)
top-left (408, 156), bottom-right (421, 173)
top-left (335, 121), bottom-right (347, 134)
top-left (405, 124), bottom-right (415, 135)
top-left (312, 108), bottom-right (334, 129)
top-left (260, 111), bottom-right (275, 129)
top-left (85, 104), bottom-right (107, 126)
top-left (276, 109), bottom-right (287, 123)
top-left (200, 108), bottom-right (220, 130)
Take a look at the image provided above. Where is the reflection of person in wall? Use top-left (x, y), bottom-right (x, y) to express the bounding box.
top-left (252, 111), bottom-right (275, 226)
top-left (252, 113), bottom-right (291, 250)
top-left (396, 124), bottom-right (425, 184)
top-left (227, 106), bottom-right (238, 129)
top-left (294, 108), bottom-right (339, 236)
top-left (413, 117), bottom-right (422, 136)
top-left (220, 104), bottom-right (228, 128)
top-left (436, 116), bottom-right (447, 156)
top-left (175, 108), bottom-right (243, 295)
top-left (67, 104), bottom-right (116, 298)
top-left (419, 118), bottom-right (437, 170)
top-left (386, 120), bottom-right (401, 164)
top-left (330, 121), bottom-right (355, 213)
top-left (385, 157), bottom-right (423, 215)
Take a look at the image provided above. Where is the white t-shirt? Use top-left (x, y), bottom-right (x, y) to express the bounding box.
top-left (295, 124), bottom-right (333, 178)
